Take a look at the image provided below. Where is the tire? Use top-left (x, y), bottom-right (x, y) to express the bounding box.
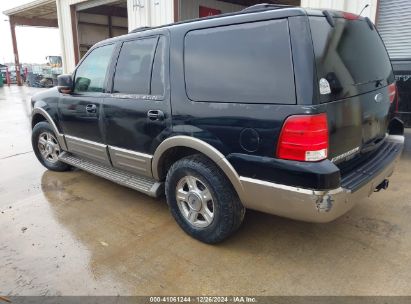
top-left (165, 154), bottom-right (245, 243)
top-left (32, 121), bottom-right (71, 172)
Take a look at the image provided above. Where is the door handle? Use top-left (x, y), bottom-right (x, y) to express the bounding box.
top-left (147, 110), bottom-right (165, 121)
top-left (85, 104), bottom-right (97, 114)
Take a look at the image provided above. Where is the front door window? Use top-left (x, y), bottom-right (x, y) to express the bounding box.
top-left (74, 44), bottom-right (115, 93)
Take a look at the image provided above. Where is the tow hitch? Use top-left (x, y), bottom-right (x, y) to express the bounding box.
top-left (374, 179), bottom-right (389, 192)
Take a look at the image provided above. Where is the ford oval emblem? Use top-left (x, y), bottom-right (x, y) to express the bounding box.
top-left (374, 93), bottom-right (383, 103)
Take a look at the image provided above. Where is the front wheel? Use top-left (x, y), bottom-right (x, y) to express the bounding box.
top-left (165, 154), bottom-right (245, 243)
top-left (32, 121), bottom-right (71, 172)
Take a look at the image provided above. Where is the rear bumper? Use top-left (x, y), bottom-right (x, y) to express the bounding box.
top-left (239, 135), bottom-right (404, 222)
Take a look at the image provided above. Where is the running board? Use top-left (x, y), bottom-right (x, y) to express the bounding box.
top-left (59, 152), bottom-right (164, 197)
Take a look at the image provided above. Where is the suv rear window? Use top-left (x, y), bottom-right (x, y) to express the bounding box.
top-left (310, 16), bottom-right (394, 103)
top-left (184, 19), bottom-right (295, 104)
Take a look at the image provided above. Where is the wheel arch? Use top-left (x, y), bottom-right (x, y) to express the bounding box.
top-left (152, 136), bottom-right (244, 199)
top-left (31, 112), bottom-right (47, 129)
top-left (31, 107), bottom-right (67, 150)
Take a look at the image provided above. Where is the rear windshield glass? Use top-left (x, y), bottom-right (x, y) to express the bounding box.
top-left (310, 17), bottom-right (394, 103)
top-left (184, 19), bottom-right (295, 104)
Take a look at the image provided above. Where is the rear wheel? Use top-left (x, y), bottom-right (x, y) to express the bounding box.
top-left (32, 121), bottom-right (71, 172)
top-left (165, 154), bottom-right (245, 243)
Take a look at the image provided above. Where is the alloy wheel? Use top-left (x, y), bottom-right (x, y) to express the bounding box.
top-left (37, 131), bottom-right (60, 164)
top-left (175, 175), bottom-right (215, 228)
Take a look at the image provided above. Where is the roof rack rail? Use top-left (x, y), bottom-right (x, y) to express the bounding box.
top-left (242, 3), bottom-right (293, 13)
top-left (130, 26), bottom-right (151, 34)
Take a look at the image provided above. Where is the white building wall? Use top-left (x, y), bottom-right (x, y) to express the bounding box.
top-left (300, 0), bottom-right (378, 23)
top-left (56, 0), bottom-right (89, 73)
top-left (127, 0), bottom-right (174, 30)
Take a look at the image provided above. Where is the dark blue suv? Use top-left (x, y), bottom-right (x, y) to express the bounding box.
top-left (31, 5), bottom-right (404, 243)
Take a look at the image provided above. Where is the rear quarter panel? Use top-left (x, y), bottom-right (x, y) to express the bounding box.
top-left (169, 14), bottom-right (319, 159)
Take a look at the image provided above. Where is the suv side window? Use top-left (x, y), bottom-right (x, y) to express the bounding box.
top-left (184, 19), bottom-right (295, 104)
top-left (113, 37), bottom-right (158, 95)
top-left (74, 44), bottom-right (115, 93)
top-left (151, 36), bottom-right (166, 96)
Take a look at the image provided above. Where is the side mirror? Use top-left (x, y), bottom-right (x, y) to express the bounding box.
top-left (57, 74), bottom-right (73, 94)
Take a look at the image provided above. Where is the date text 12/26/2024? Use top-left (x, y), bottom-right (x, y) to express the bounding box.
top-left (149, 297), bottom-right (257, 303)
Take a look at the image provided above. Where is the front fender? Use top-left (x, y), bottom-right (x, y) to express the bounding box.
top-left (32, 107), bottom-right (67, 150)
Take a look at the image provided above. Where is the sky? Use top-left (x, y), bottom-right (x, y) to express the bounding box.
top-left (0, 0), bottom-right (61, 64)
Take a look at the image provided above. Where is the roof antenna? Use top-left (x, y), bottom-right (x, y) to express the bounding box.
top-left (359, 4), bottom-right (369, 16)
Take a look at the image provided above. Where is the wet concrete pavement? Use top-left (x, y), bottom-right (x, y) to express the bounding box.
top-left (1, 85), bottom-right (411, 296)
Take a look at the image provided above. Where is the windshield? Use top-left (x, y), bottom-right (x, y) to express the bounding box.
top-left (310, 16), bottom-right (394, 103)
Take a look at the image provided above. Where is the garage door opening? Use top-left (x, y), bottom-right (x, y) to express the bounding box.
top-left (74, 0), bottom-right (128, 61)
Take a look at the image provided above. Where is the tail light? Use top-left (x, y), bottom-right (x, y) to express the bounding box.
top-left (277, 113), bottom-right (328, 162)
top-left (388, 83), bottom-right (397, 104)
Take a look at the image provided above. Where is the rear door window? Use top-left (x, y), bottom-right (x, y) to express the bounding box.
top-left (113, 37), bottom-right (158, 95)
top-left (184, 19), bottom-right (295, 104)
top-left (310, 17), bottom-right (394, 102)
